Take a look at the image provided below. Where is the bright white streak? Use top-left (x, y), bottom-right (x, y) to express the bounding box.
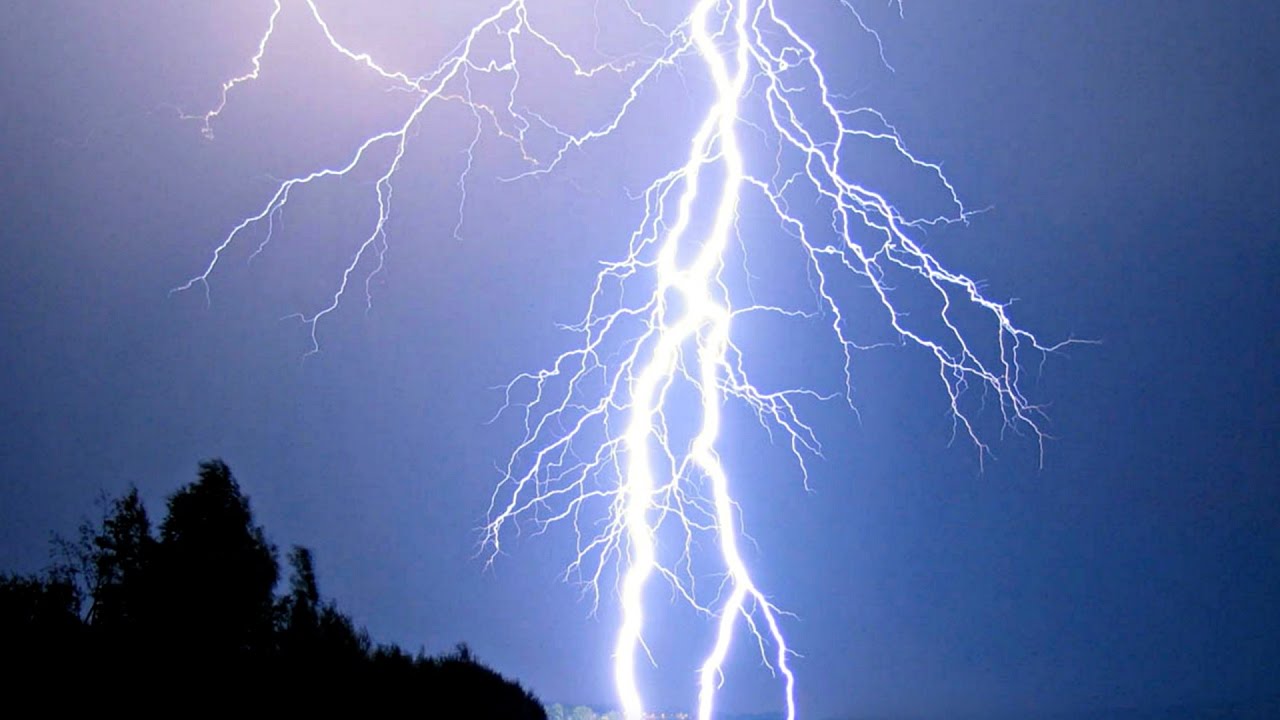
top-left (615, 3), bottom-right (793, 719)
top-left (180, 2), bottom-right (1080, 718)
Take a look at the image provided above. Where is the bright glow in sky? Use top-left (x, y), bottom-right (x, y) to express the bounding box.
top-left (175, 2), bottom-right (1076, 717)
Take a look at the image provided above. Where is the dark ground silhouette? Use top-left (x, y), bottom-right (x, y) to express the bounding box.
top-left (1, 459), bottom-right (545, 717)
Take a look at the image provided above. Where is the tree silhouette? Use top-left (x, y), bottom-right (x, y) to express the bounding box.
top-left (47, 485), bottom-right (158, 674)
top-left (278, 545), bottom-right (371, 678)
top-left (153, 459), bottom-right (278, 669)
top-left (0, 458), bottom-right (547, 718)
top-left (84, 487), bottom-right (155, 631)
top-left (433, 643), bottom-right (548, 719)
top-left (0, 572), bottom-right (82, 674)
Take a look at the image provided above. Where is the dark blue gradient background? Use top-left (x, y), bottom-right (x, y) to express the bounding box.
top-left (1, 2), bottom-right (1276, 717)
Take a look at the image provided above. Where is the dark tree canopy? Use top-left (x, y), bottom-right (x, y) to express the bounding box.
top-left (85, 487), bottom-right (155, 632)
top-left (279, 544), bottom-right (373, 676)
top-left (2, 459), bottom-right (546, 718)
top-left (154, 459), bottom-right (279, 662)
top-left (0, 572), bottom-right (82, 671)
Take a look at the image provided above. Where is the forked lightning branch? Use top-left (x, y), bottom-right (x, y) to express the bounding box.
top-left (177, 2), bottom-right (1073, 718)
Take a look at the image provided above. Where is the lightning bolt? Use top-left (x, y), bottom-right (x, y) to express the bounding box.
top-left (179, 2), bottom-right (1081, 718)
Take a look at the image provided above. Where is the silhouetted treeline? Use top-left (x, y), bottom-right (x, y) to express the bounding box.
top-left (2, 459), bottom-right (545, 717)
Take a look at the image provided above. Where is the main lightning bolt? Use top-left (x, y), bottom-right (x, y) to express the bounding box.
top-left (179, 2), bottom-right (1079, 718)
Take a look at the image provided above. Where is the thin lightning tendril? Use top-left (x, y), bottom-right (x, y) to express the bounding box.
top-left (179, 2), bottom-right (1081, 718)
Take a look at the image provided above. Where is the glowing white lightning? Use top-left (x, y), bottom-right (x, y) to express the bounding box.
top-left (180, 2), bottom-right (1079, 719)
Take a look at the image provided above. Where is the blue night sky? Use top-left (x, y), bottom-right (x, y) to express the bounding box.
top-left (1, 2), bottom-right (1277, 718)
